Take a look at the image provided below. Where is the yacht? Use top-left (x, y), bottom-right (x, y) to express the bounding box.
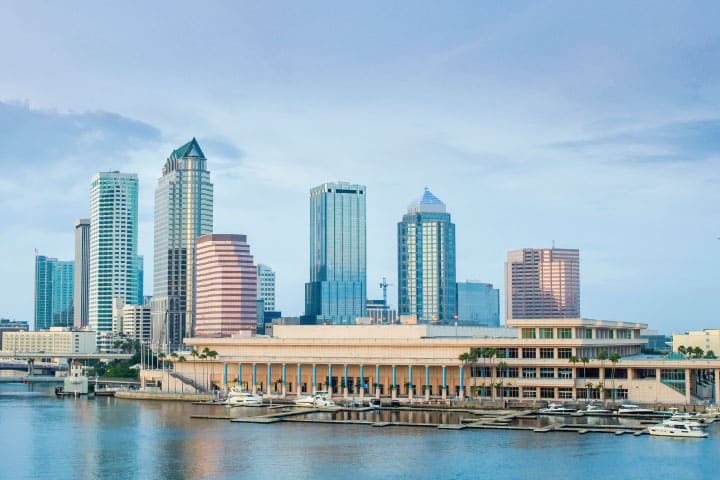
top-left (538, 403), bottom-right (577, 414)
top-left (648, 422), bottom-right (707, 438)
top-left (369, 398), bottom-right (382, 409)
top-left (664, 417), bottom-right (704, 428)
top-left (617, 404), bottom-right (655, 415)
top-left (581, 404), bottom-right (612, 414)
top-left (226, 389), bottom-right (264, 407)
top-left (294, 394), bottom-right (317, 407)
top-left (294, 391), bottom-right (337, 408)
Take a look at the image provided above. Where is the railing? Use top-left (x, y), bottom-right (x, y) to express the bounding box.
top-left (169, 371), bottom-right (207, 393)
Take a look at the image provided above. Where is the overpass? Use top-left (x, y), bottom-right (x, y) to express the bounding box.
top-left (0, 352), bottom-right (133, 360)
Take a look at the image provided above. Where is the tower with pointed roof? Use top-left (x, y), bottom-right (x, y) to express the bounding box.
top-left (398, 188), bottom-right (456, 324)
top-left (152, 138), bottom-right (213, 352)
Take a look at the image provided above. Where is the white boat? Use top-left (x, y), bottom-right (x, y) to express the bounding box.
top-left (581, 404), bottom-right (612, 414)
top-left (539, 403), bottom-right (577, 414)
top-left (294, 394), bottom-right (317, 407)
top-left (664, 418), bottom-right (704, 428)
top-left (226, 389), bottom-right (263, 407)
top-left (294, 391), bottom-right (336, 408)
top-left (617, 404), bottom-right (655, 415)
top-left (648, 422), bottom-right (707, 438)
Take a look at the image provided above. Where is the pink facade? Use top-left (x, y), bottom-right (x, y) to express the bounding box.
top-left (195, 234), bottom-right (257, 337)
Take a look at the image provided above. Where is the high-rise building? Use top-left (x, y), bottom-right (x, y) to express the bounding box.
top-left (88, 172), bottom-right (139, 343)
top-left (456, 281), bottom-right (500, 327)
top-left (52, 261), bottom-right (74, 328)
top-left (152, 138), bottom-right (213, 352)
top-left (195, 234), bottom-right (257, 337)
top-left (135, 255), bottom-right (144, 305)
top-left (73, 218), bottom-right (90, 328)
top-left (257, 264), bottom-right (276, 312)
top-left (305, 181), bottom-right (367, 324)
top-left (398, 188), bottom-right (456, 324)
top-left (35, 255), bottom-right (74, 330)
top-left (504, 248), bottom-right (580, 320)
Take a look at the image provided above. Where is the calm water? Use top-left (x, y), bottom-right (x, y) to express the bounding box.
top-left (1, 383), bottom-right (718, 480)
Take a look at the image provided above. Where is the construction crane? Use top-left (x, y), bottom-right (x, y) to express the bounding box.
top-left (379, 277), bottom-right (393, 307)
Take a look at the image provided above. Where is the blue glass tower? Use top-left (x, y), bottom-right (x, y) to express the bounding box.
top-left (35, 255), bottom-right (74, 330)
top-left (305, 181), bottom-right (366, 324)
top-left (398, 188), bottom-right (456, 324)
top-left (456, 281), bottom-right (499, 327)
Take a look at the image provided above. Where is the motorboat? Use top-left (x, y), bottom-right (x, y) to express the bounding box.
top-left (648, 422), bottom-right (707, 438)
top-left (617, 404), bottom-right (655, 415)
top-left (294, 394), bottom-right (318, 407)
top-left (669, 412), bottom-right (705, 424)
top-left (581, 404), bottom-right (612, 414)
top-left (369, 398), bottom-right (382, 408)
top-left (663, 418), bottom-right (704, 429)
top-left (226, 389), bottom-right (263, 407)
top-left (538, 403), bottom-right (577, 414)
top-left (294, 391), bottom-right (336, 408)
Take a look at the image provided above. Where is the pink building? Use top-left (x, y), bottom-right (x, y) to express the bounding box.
top-left (195, 234), bottom-right (257, 337)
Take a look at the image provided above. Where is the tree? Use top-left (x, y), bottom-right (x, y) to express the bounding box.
top-left (568, 356), bottom-right (580, 399)
top-left (678, 345), bottom-right (687, 355)
top-left (207, 350), bottom-right (219, 389)
top-left (158, 353), bottom-right (166, 372)
top-left (177, 356), bottom-right (186, 393)
top-left (597, 351), bottom-right (608, 400)
top-left (609, 352), bottom-right (621, 401)
top-left (496, 360), bottom-right (508, 403)
top-left (580, 357), bottom-right (590, 380)
top-left (190, 348), bottom-right (199, 390)
top-left (693, 347), bottom-right (704, 359)
top-left (705, 350), bottom-right (717, 359)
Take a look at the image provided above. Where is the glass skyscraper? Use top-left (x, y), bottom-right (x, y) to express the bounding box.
top-left (305, 181), bottom-right (366, 324)
top-left (89, 172), bottom-right (139, 338)
top-left (35, 255), bottom-right (54, 331)
top-left (152, 138), bottom-right (213, 352)
top-left (257, 264), bottom-right (276, 312)
top-left (35, 255), bottom-right (75, 330)
top-left (73, 218), bottom-right (90, 328)
top-left (456, 281), bottom-right (500, 327)
top-left (398, 188), bottom-right (456, 324)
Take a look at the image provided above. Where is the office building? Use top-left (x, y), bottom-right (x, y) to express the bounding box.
top-left (366, 299), bottom-right (398, 324)
top-left (257, 264), bottom-right (276, 312)
top-left (195, 234), bottom-right (257, 337)
top-left (2, 327), bottom-right (97, 354)
top-left (673, 329), bottom-right (720, 357)
top-left (305, 181), bottom-right (367, 324)
top-left (398, 188), bottom-right (456, 324)
top-left (505, 248), bottom-right (580, 320)
top-left (456, 281), bottom-right (500, 327)
top-left (112, 297), bottom-right (152, 344)
top-left (73, 218), bottom-right (90, 328)
top-left (88, 171), bottom-right (139, 345)
top-left (152, 138), bottom-right (213, 352)
top-left (0, 318), bottom-right (29, 346)
top-left (35, 255), bottom-right (74, 330)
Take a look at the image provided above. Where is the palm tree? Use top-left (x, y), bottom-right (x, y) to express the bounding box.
top-left (496, 360), bottom-right (508, 404)
top-left (199, 353), bottom-right (208, 390)
top-left (158, 353), bottom-right (166, 371)
top-left (177, 356), bottom-right (186, 393)
top-left (568, 356), bottom-right (580, 399)
top-left (693, 347), bottom-right (704, 359)
top-left (580, 356), bottom-right (590, 381)
top-left (190, 348), bottom-right (199, 389)
top-left (597, 351), bottom-right (608, 400)
top-left (678, 345), bottom-right (687, 355)
top-left (207, 350), bottom-right (219, 390)
top-left (609, 352), bottom-right (621, 401)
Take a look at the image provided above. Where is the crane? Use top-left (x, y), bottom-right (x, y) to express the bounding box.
top-left (379, 277), bottom-right (393, 307)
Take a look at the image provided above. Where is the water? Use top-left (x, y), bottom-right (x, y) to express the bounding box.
top-left (1, 383), bottom-right (718, 479)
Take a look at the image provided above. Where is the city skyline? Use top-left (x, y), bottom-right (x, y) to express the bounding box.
top-left (2, 2), bottom-right (720, 333)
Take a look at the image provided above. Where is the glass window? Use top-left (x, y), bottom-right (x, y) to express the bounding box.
top-left (558, 328), bottom-right (572, 339)
top-left (523, 389), bottom-right (537, 398)
top-left (540, 387), bottom-right (555, 399)
top-left (558, 388), bottom-right (573, 399)
top-left (505, 348), bottom-right (518, 359)
top-left (540, 348), bottom-right (554, 359)
top-left (540, 368), bottom-right (555, 378)
top-left (522, 348), bottom-right (536, 359)
top-left (521, 328), bottom-right (536, 339)
top-left (558, 368), bottom-right (573, 379)
top-left (523, 368), bottom-right (537, 378)
top-left (539, 328), bottom-right (553, 339)
top-left (558, 347), bottom-right (572, 359)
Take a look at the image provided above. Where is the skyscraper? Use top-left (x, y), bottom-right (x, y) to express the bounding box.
top-left (195, 234), bottom-right (257, 337)
top-left (504, 248), bottom-right (580, 320)
top-left (35, 255), bottom-right (54, 331)
top-left (257, 264), bottom-right (276, 312)
top-left (152, 138), bottom-right (213, 352)
top-left (398, 188), bottom-right (456, 324)
top-left (88, 172), bottom-right (139, 340)
top-left (35, 255), bottom-right (74, 330)
top-left (305, 181), bottom-right (367, 324)
top-left (73, 218), bottom-right (90, 328)
top-left (456, 281), bottom-right (500, 327)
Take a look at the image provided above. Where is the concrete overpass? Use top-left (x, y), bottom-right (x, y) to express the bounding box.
top-left (0, 352), bottom-right (133, 360)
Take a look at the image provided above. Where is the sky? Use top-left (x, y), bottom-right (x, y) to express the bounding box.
top-left (1, 1), bottom-right (719, 334)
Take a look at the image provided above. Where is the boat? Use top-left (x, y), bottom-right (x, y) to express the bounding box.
top-left (294, 394), bottom-right (318, 407)
top-left (369, 398), bottom-right (382, 408)
top-left (663, 418), bottom-right (704, 429)
top-left (226, 389), bottom-right (263, 407)
top-left (538, 403), bottom-right (577, 414)
top-left (293, 391), bottom-right (336, 408)
top-left (581, 404), bottom-right (612, 414)
top-left (669, 412), bottom-right (705, 424)
top-left (648, 422), bottom-right (707, 438)
top-left (617, 404), bottom-right (655, 415)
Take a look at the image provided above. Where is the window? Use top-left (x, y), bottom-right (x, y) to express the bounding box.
top-left (523, 368), bottom-right (537, 378)
top-left (522, 328), bottom-right (536, 339)
top-left (522, 348), bottom-right (536, 359)
top-left (539, 328), bottom-right (553, 339)
top-left (523, 389), bottom-right (537, 398)
top-left (557, 327), bottom-right (572, 339)
top-left (505, 348), bottom-right (518, 359)
top-left (558, 368), bottom-right (573, 379)
top-left (540, 387), bottom-right (555, 399)
top-left (585, 329), bottom-right (593, 339)
top-left (558, 348), bottom-right (572, 359)
top-left (497, 367), bottom-right (518, 378)
top-left (558, 388), bottom-right (573, 399)
top-left (540, 348), bottom-right (554, 359)
top-left (502, 387), bottom-right (519, 398)
top-left (540, 368), bottom-right (555, 379)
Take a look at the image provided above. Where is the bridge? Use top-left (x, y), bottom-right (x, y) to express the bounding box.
top-left (0, 360), bottom-right (65, 373)
top-left (0, 352), bottom-right (133, 360)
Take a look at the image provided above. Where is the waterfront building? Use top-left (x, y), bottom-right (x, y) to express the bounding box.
top-left (0, 318), bottom-right (29, 346)
top-left (73, 218), bottom-right (90, 328)
top-left (195, 234), bottom-right (257, 337)
top-left (456, 281), bottom-right (500, 327)
top-left (257, 264), bottom-right (276, 312)
top-left (89, 171), bottom-right (139, 349)
top-left (35, 255), bottom-right (74, 330)
top-left (305, 181), bottom-right (367, 324)
top-left (673, 329), bottom-right (720, 357)
top-left (2, 327), bottom-right (96, 354)
top-left (398, 188), bottom-right (456, 324)
top-left (366, 299), bottom-right (398, 324)
top-left (505, 248), bottom-right (580, 320)
top-left (181, 318), bottom-right (720, 405)
top-left (152, 138), bottom-right (213, 352)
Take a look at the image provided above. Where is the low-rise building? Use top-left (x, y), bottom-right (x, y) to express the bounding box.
top-left (2, 327), bottom-right (96, 354)
top-left (672, 329), bottom-right (720, 357)
top-left (0, 318), bottom-right (29, 345)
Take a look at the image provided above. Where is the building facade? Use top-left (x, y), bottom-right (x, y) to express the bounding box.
top-left (35, 255), bottom-right (74, 330)
top-left (305, 181), bottom-right (367, 324)
top-left (88, 171), bottom-right (139, 347)
top-left (257, 264), bottom-right (276, 312)
top-left (673, 329), bottom-right (720, 358)
top-left (456, 281), bottom-right (500, 327)
top-left (2, 327), bottom-right (97, 354)
top-left (505, 248), bottom-right (580, 320)
top-left (195, 234), bottom-right (257, 337)
top-left (73, 218), bottom-right (90, 328)
top-left (0, 319), bottom-right (29, 346)
top-left (398, 188), bottom-right (456, 324)
top-left (152, 138), bottom-right (213, 352)
top-left (366, 299), bottom-right (398, 324)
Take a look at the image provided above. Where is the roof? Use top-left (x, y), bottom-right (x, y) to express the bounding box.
top-left (169, 138), bottom-right (205, 160)
top-left (407, 188), bottom-right (447, 214)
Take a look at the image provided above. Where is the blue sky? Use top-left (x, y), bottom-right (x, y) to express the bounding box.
top-left (1, 1), bottom-right (719, 334)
